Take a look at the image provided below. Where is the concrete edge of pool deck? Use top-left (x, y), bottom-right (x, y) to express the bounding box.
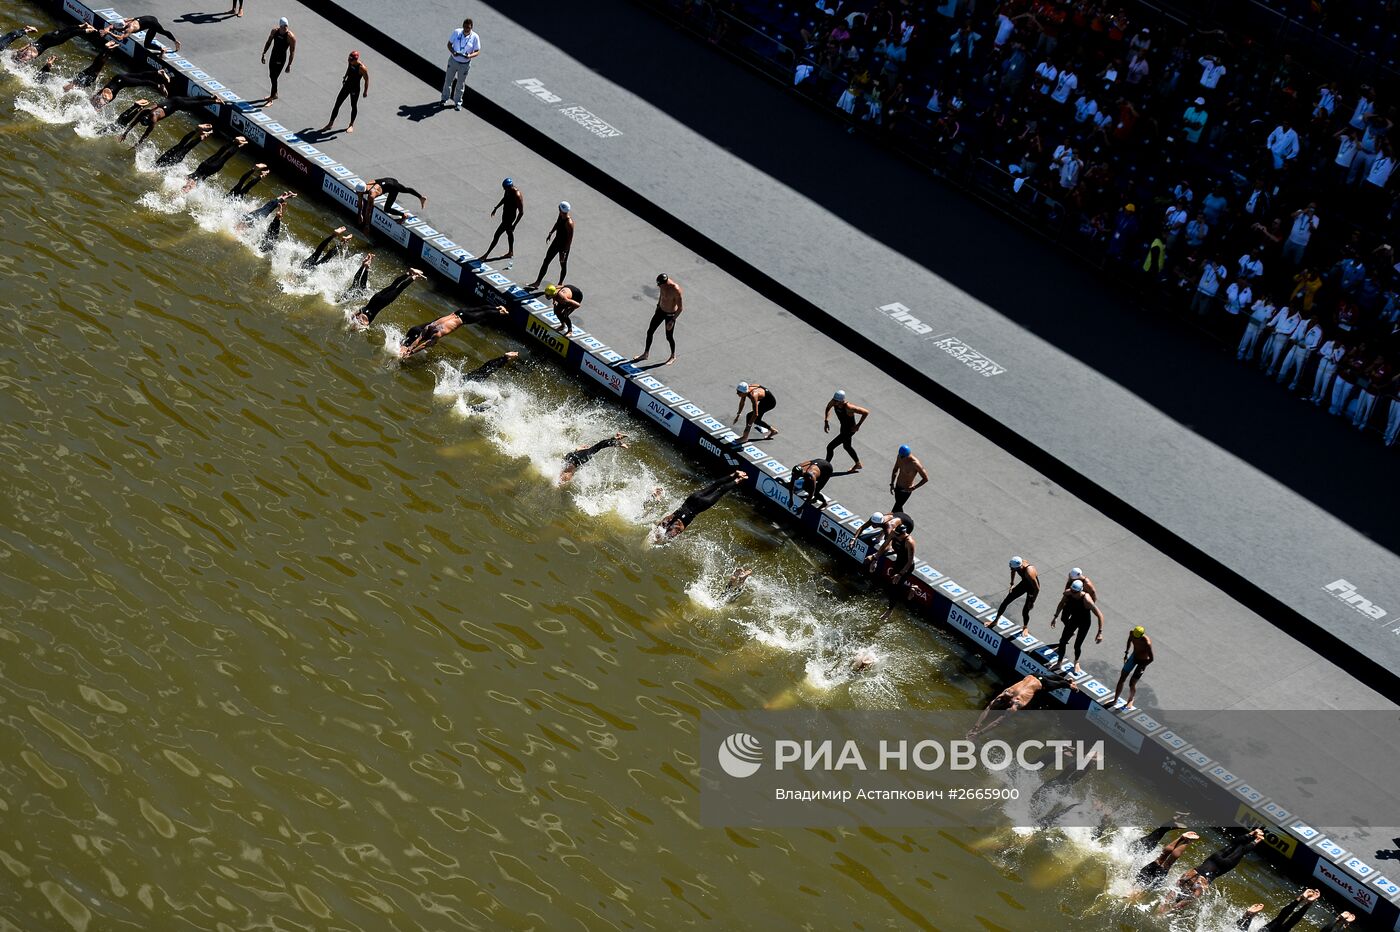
top-left (25, 0), bottom-right (1400, 922)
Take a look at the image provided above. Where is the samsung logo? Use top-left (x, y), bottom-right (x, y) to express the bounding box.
top-left (947, 605), bottom-right (1001, 656)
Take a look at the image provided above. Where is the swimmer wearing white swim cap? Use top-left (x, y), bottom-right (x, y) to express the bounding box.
top-left (824, 390), bottom-right (869, 471)
top-left (732, 381), bottom-right (777, 444)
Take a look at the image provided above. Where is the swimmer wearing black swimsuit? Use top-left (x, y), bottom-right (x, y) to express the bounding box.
top-left (355, 270), bottom-right (421, 326)
top-left (230, 164), bottom-right (269, 198)
top-left (182, 136), bottom-right (247, 191)
top-left (876, 528), bottom-right (918, 621)
top-left (335, 255), bottom-right (373, 301)
top-left (155, 124), bottom-right (212, 167)
top-left (103, 15), bottom-right (178, 53)
top-left (1195, 831), bottom-right (1263, 881)
top-left (658, 471), bottom-right (747, 540)
top-left (33, 23), bottom-right (94, 54)
top-left (560, 433), bottom-right (629, 484)
top-left (64, 42), bottom-right (115, 91)
top-left (303, 227), bottom-right (353, 268)
top-left (359, 177), bottom-right (427, 225)
top-left (322, 52), bottom-right (368, 132)
top-left (0, 27), bottom-right (34, 52)
top-left (786, 457), bottom-right (833, 509)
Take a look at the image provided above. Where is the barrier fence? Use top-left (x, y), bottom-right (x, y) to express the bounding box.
top-left (36, 2), bottom-right (1400, 925)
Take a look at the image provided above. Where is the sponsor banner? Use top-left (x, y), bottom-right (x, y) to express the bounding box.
top-left (64, 0), bottom-right (91, 22)
top-left (525, 316), bottom-right (569, 357)
top-left (818, 514), bottom-right (869, 562)
top-left (947, 604), bottom-right (1002, 657)
top-left (230, 110), bottom-right (266, 148)
top-left (1085, 702), bottom-right (1145, 752)
top-left (580, 353), bottom-right (624, 396)
top-left (1314, 858), bottom-right (1379, 914)
top-left (1235, 804), bottom-right (1299, 858)
top-left (322, 175), bottom-right (362, 211)
top-left (419, 242), bottom-right (463, 283)
top-left (1014, 650), bottom-right (1072, 702)
top-left (905, 578), bottom-right (934, 607)
top-left (698, 435), bottom-right (743, 466)
top-left (370, 208), bottom-right (412, 247)
top-left (637, 393), bottom-right (684, 437)
top-left (755, 471), bottom-right (798, 511)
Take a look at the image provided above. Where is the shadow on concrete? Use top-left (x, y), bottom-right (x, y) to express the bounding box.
top-left (175, 11), bottom-right (238, 25)
top-left (396, 101), bottom-right (445, 123)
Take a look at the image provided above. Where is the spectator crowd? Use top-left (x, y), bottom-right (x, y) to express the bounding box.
top-left (668, 0), bottom-right (1400, 446)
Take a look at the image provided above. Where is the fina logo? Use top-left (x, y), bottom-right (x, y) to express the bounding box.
top-left (718, 733), bottom-right (763, 778)
top-left (1323, 579), bottom-right (1387, 620)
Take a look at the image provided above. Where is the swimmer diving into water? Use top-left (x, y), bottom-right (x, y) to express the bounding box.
top-left (967, 672), bottom-right (1079, 738)
top-left (398, 304), bottom-right (510, 357)
top-left (91, 68), bottom-right (171, 109)
top-left (63, 40), bottom-right (118, 91)
top-left (154, 123), bottom-right (213, 167)
top-left (656, 471), bottom-right (747, 541)
top-left (302, 226), bottom-right (354, 268)
top-left (336, 253), bottom-right (374, 300)
top-left (181, 135), bottom-right (247, 192)
top-left (350, 268), bottom-right (426, 327)
top-left (121, 94), bottom-right (219, 146)
top-left (229, 163), bottom-right (270, 197)
top-left (558, 433), bottom-right (629, 484)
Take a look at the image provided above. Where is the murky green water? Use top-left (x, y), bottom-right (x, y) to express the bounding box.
top-left (0, 10), bottom-right (1304, 930)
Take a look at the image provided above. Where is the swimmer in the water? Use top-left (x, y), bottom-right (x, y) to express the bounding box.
top-left (559, 433), bottom-right (629, 484)
top-left (337, 253), bottom-right (374, 300)
top-left (302, 226), bottom-right (355, 268)
top-left (108, 98), bottom-right (150, 134)
top-left (722, 567), bottom-right (753, 599)
top-left (91, 68), bottom-right (171, 109)
top-left (1131, 831), bottom-right (1199, 896)
top-left (398, 302), bottom-right (510, 358)
top-left (850, 647), bottom-right (878, 672)
top-left (656, 471), bottom-right (747, 541)
top-left (229, 163), bottom-right (270, 198)
top-left (13, 22), bottom-right (96, 62)
top-left (0, 25), bottom-right (36, 52)
top-left (64, 41), bottom-right (119, 92)
top-left (101, 15), bottom-right (180, 54)
top-left (122, 94), bottom-right (219, 146)
top-left (181, 135), bottom-right (247, 192)
top-left (154, 123), bottom-right (213, 167)
top-left (967, 672), bottom-right (1078, 738)
top-left (351, 268), bottom-right (426, 327)
top-left (1157, 830), bottom-right (1266, 915)
top-left (36, 55), bottom-right (57, 81)
top-left (238, 190), bottom-right (295, 230)
top-left (258, 197), bottom-right (288, 252)
top-left (1157, 869), bottom-right (1210, 914)
top-left (460, 352), bottom-right (521, 381)
top-left (1238, 889), bottom-right (1326, 931)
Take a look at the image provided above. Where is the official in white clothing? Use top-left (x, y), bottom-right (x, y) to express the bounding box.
top-left (1310, 340), bottom-right (1344, 405)
top-left (1236, 297), bottom-right (1274, 362)
top-left (1261, 305), bottom-right (1301, 375)
top-left (441, 19), bottom-right (481, 110)
top-left (1277, 319), bottom-right (1322, 390)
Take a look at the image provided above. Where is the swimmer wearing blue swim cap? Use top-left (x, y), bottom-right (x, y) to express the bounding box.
top-left (889, 444), bottom-right (927, 512)
top-left (487, 176), bottom-right (524, 260)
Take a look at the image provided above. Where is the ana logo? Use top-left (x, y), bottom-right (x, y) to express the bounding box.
top-left (717, 733), bottom-right (763, 778)
top-left (1323, 579), bottom-right (1387, 620)
top-left (637, 395), bottom-right (682, 436)
top-left (514, 77), bottom-right (562, 104)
